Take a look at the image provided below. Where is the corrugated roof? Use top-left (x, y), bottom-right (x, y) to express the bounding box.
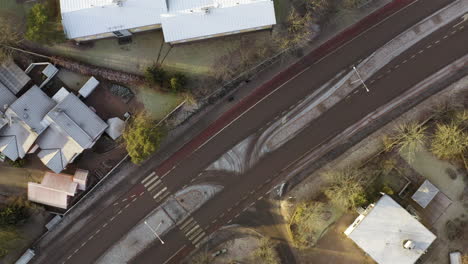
top-left (60, 0), bottom-right (167, 39)
top-left (412, 180), bottom-right (439, 208)
top-left (41, 172), bottom-right (78, 196)
top-left (347, 195), bottom-right (436, 264)
top-left (46, 93), bottom-right (108, 148)
top-left (0, 61), bottom-right (31, 95)
top-left (10, 86), bottom-right (56, 134)
top-left (161, 0), bottom-right (276, 43)
top-left (28, 182), bottom-right (69, 209)
top-left (78, 77), bottom-right (99, 98)
top-left (0, 83), bottom-right (16, 113)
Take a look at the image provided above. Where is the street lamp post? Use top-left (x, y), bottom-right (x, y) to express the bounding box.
top-left (352, 66), bottom-right (370, 92)
top-left (144, 221), bottom-right (165, 244)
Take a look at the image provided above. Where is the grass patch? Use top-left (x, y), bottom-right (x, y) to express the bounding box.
top-left (135, 86), bottom-right (184, 120)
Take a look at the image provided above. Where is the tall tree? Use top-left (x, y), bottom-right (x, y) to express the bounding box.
top-left (123, 113), bottom-right (165, 164)
top-left (322, 168), bottom-right (367, 210)
top-left (383, 122), bottom-right (426, 162)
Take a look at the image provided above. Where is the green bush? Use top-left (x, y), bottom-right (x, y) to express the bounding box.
top-left (169, 73), bottom-right (187, 93)
top-left (8, 159), bottom-right (25, 168)
top-left (0, 197), bottom-right (30, 227)
top-left (145, 64), bottom-right (168, 86)
top-left (25, 3), bottom-right (65, 44)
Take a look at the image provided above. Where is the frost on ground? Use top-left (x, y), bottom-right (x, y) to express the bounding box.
top-left (163, 198), bottom-right (187, 223)
top-left (206, 136), bottom-right (254, 174)
top-left (97, 209), bottom-right (174, 264)
top-left (175, 184), bottom-right (223, 213)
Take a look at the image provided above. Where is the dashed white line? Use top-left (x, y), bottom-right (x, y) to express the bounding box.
top-left (131, 194), bottom-right (136, 198)
top-left (103, 223), bottom-right (108, 228)
top-left (402, 59), bottom-right (408, 64)
top-left (88, 235), bottom-right (94, 241)
top-left (435, 40), bottom-right (440, 44)
top-left (81, 242), bottom-right (86, 247)
top-left (122, 198), bottom-right (127, 202)
top-left (443, 35), bottom-right (448, 39)
top-left (426, 44), bottom-right (432, 49)
top-left (258, 196), bottom-right (264, 200)
top-left (394, 64), bottom-right (400, 69)
top-left (249, 202), bottom-right (255, 207)
top-left (95, 229), bottom-right (101, 235)
top-left (182, 184), bottom-right (188, 189)
top-left (410, 55), bottom-right (416, 59)
top-left (124, 204), bottom-right (130, 209)
top-left (418, 49), bottom-right (424, 54)
top-left (74, 249), bottom-right (79, 254)
top-left (131, 198), bottom-right (137, 203)
top-left (113, 202), bottom-right (119, 206)
top-left (353, 90), bottom-right (359, 94)
top-left (117, 210), bottom-right (123, 215)
top-left (266, 189), bottom-right (272, 195)
top-left (139, 191), bottom-right (145, 196)
top-left (212, 219), bottom-right (218, 224)
top-left (227, 219), bottom-right (232, 224)
top-left (190, 178), bottom-right (196, 183)
top-left (235, 213), bottom-right (240, 218)
top-left (227, 207), bottom-right (232, 212)
top-left (451, 30), bottom-right (457, 34)
top-left (110, 216), bottom-right (116, 221)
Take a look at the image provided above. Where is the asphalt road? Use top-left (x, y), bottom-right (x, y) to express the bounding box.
top-left (32, 0), bottom-right (466, 263)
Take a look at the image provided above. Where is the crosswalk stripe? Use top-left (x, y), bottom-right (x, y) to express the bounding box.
top-left (188, 228), bottom-right (203, 241)
top-left (155, 192), bottom-right (170, 203)
top-left (143, 175), bottom-right (159, 187)
top-left (186, 225), bottom-right (200, 237)
top-left (180, 217), bottom-right (194, 230)
top-left (141, 172), bottom-right (156, 184)
top-left (182, 221), bottom-right (197, 233)
top-left (152, 187), bottom-right (167, 199)
top-left (147, 180), bottom-right (162, 191)
top-left (192, 232), bottom-right (205, 244)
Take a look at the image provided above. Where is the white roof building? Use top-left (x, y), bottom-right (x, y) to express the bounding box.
top-left (60, 0), bottom-right (168, 41)
top-left (161, 0), bottom-right (276, 43)
top-left (411, 180), bottom-right (439, 208)
top-left (59, 0), bottom-right (276, 43)
top-left (344, 195), bottom-right (436, 264)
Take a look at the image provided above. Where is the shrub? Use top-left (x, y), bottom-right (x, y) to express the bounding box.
top-left (322, 168), bottom-right (367, 210)
top-left (169, 73), bottom-right (187, 93)
top-left (123, 112), bottom-right (166, 164)
top-left (145, 64), bottom-right (168, 86)
top-left (383, 122), bottom-right (426, 162)
top-left (252, 237), bottom-right (280, 264)
top-left (8, 159), bottom-right (25, 168)
top-left (25, 3), bottom-right (65, 44)
top-left (431, 123), bottom-right (468, 160)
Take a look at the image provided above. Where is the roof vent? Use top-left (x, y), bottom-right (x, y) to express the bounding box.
top-left (403, 240), bottom-right (415, 250)
top-left (23, 113), bottom-right (29, 120)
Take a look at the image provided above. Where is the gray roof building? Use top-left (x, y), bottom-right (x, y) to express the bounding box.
top-left (0, 83), bottom-right (16, 113)
top-left (0, 61), bottom-right (31, 94)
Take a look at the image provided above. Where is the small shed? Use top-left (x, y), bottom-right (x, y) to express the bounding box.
top-left (412, 180), bottom-right (439, 208)
top-left (105, 117), bottom-right (125, 140)
top-left (78, 77), bottom-right (99, 98)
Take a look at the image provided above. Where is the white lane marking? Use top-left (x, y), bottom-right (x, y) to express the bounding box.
top-left (402, 59), bottom-right (408, 64)
top-left (88, 235), bottom-right (94, 241)
top-left (418, 49), bottom-right (424, 54)
top-left (394, 64), bottom-right (400, 69)
top-left (212, 219), bottom-right (217, 224)
top-left (81, 242), bottom-right (86, 248)
top-left (435, 40), bottom-right (440, 44)
top-left (258, 196), bottom-right (264, 200)
top-left (443, 35), bottom-right (449, 39)
top-left (219, 213), bottom-right (225, 218)
top-left (162, 245), bottom-right (187, 264)
top-left (235, 213), bottom-right (240, 218)
top-left (410, 54), bottom-right (416, 59)
top-left (113, 202), bottom-right (119, 206)
top-left (139, 191), bottom-right (145, 196)
top-left (249, 202), bottom-right (255, 207)
top-left (426, 44), bottom-right (432, 49)
top-left (156, 192), bottom-right (170, 203)
top-left (141, 172), bottom-right (156, 184)
top-left (451, 30), bottom-right (457, 34)
top-left (131, 198), bottom-right (137, 203)
top-left (131, 194), bottom-right (136, 198)
top-left (180, 217), bottom-right (194, 229)
top-left (192, 232), bottom-right (206, 244)
top-left (186, 225), bottom-right (201, 237)
top-left (188, 229), bottom-right (203, 241)
top-left (153, 187), bottom-right (168, 199)
top-left (117, 210), bottom-right (122, 215)
top-left (182, 184), bottom-right (188, 189)
top-left (453, 14), bottom-right (468, 28)
top-left (190, 178), bottom-right (197, 183)
top-left (227, 219), bottom-right (232, 224)
top-left (122, 198), bottom-right (127, 202)
top-left (313, 0), bottom-right (421, 65)
top-left (110, 216), bottom-right (116, 221)
top-left (74, 249), bottom-right (79, 254)
top-left (143, 175), bottom-right (159, 187)
top-left (266, 189), bottom-right (272, 195)
top-left (103, 223), bottom-right (108, 228)
top-left (95, 229), bottom-right (101, 235)
top-left (124, 204), bottom-right (130, 209)
top-left (193, 64), bottom-right (312, 153)
top-left (227, 207), bottom-right (232, 212)
top-left (147, 179), bottom-right (162, 191)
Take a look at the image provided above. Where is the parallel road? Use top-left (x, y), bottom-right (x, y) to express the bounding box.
top-left (31, 0), bottom-right (466, 263)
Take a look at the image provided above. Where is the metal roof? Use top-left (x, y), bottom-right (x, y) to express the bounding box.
top-left (46, 93), bottom-right (108, 148)
top-left (60, 0), bottom-right (168, 39)
top-left (28, 183), bottom-right (70, 209)
top-left (161, 0), bottom-right (276, 43)
top-left (78, 77), bottom-right (99, 98)
top-left (345, 195), bottom-right (436, 264)
top-left (10, 86), bottom-right (56, 134)
top-left (0, 61), bottom-right (31, 95)
top-left (412, 180), bottom-right (439, 208)
top-left (0, 83), bottom-right (16, 113)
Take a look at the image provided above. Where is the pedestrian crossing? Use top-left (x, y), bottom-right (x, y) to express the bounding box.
top-left (178, 216), bottom-right (206, 248)
top-left (141, 172), bottom-right (171, 203)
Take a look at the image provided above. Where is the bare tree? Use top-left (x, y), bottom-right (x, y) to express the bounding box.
top-left (383, 122), bottom-right (427, 163)
top-left (322, 168), bottom-right (367, 210)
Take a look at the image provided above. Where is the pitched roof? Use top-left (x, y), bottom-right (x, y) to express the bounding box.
top-left (0, 121), bottom-right (38, 161)
top-left (161, 0), bottom-right (276, 43)
top-left (0, 61), bottom-right (31, 94)
top-left (345, 195), bottom-right (436, 264)
top-left (46, 93), bottom-right (108, 148)
top-left (9, 86), bottom-right (56, 134)
top-left (412, 180), bottom-right (439, 208)
top-left (0, 136), bottom-right (19, 160)
top-left (60, 0), bottom-right (168, 39)
top-left (0, 83), bottom-right (16, 113)
top-left (28, 183), bottom-right (70, 209)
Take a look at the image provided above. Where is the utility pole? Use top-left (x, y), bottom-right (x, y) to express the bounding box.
top-left (144, 221), bottom-right (165, 244)
top-left (352, 66), bottom-right (370, 92)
